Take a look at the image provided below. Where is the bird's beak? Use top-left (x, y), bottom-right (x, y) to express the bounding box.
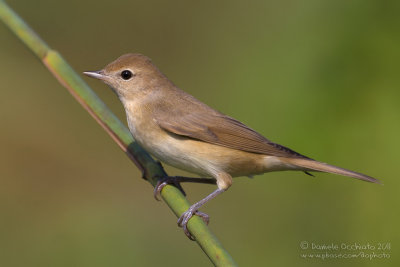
top-left (83, 70), bottom-right (106, 80)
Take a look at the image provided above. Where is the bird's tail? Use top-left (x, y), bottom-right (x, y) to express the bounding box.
top-left (281, 158), bottom-right (380, 184)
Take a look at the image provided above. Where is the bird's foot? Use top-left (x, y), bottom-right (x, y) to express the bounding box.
top-left (177, 207), bottom-right (209, 240)
top-left (153, 176), bottom-right (186, 200)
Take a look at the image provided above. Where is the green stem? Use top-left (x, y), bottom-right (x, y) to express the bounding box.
top-left (0, 1), bottom-right (237, 266)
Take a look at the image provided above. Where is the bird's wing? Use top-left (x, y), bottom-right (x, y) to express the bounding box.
top-left (154, 108), bottom-right (309, 159)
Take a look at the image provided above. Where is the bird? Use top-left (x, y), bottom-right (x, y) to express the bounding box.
top-left (84, 53), bottom-right (379, 240)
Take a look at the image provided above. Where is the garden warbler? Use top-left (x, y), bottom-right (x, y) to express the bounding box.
top-left (84, 54), bottom-right (379, 240)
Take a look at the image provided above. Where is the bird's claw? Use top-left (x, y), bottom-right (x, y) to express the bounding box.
top-left (177, 209), bottom-right (210, 240)
top-left (153, 176), bottom-right (186, 201)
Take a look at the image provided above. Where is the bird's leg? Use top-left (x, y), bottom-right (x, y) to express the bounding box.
top-left (154, 176), bottom-right (216, 200)
top-left (177, 188), bottom-right (225, 240)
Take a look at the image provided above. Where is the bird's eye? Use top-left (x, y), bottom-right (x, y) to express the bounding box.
top-left (121, 70), bottom-right (133, 80)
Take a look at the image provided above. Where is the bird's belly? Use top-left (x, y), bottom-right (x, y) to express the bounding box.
top-left (138, 135), bottom-right (215, 176)
top-left (135, 130), bottom-right (268, 178)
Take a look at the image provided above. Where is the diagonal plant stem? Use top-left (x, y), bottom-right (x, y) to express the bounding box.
top-left (0, 1), bottom-right (237, 266)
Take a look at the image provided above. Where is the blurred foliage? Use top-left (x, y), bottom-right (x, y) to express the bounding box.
top-left (1, 0), bottom-right (399, 266)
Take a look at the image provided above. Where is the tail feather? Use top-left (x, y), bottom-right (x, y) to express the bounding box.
top-left (282, 158), bottom-right (380, 184)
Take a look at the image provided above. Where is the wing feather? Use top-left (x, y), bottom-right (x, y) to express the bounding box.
top-left (155, 109), bottom-right (308, 159)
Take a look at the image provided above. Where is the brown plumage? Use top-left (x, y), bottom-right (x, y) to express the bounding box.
top-left (84, 53), bottom-right (380, 239)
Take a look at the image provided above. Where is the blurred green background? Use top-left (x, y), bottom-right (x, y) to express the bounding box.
top-left (1, 0), bottom-right (399, 266)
